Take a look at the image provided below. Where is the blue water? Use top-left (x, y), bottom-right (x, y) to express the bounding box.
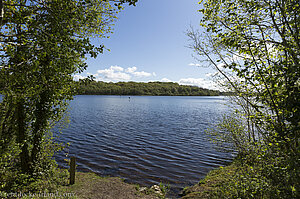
top-left (53, 95), bottom-right (233, 194)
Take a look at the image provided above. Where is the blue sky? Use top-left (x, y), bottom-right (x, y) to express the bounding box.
top-left (75, 0), bottom-right (217, 89)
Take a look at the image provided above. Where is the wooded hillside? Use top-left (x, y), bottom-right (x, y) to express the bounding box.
top-left (77, 81), bottom-right (224, 96)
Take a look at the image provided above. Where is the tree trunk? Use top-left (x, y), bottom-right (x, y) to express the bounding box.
top-left (31, 90), bottom-right (48, 171)
top-left (16, 99), bottom-right (30, 173)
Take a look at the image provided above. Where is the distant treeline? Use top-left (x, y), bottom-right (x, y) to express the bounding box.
top-left (77, 81), bottom-right (229, 96)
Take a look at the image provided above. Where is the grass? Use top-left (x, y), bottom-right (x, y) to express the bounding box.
top-left (1, 170), bottom-right (164, 199)
top-left (180, 163), bottom-right (239, 199)
top-left (55, 172), bottom-right (161, 199)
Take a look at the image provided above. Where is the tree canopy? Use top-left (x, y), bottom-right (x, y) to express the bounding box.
top-left (188, 0), bottom-right (299, 197)
top-left (0, 0), bottom-right (137, 192)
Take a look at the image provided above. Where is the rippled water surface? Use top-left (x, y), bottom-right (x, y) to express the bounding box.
top-left (55, 95), bottom-right (233, 195)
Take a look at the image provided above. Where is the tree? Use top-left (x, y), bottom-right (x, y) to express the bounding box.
top-left (188, 0), bottom-right (299, 197)
top-left (76, 80), bottom-right (221, 96)
top-left (0, 0), bottom-right (137, 187)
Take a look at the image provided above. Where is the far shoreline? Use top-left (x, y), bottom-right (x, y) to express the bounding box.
top-left (75, 94), bottom-right (231, 96)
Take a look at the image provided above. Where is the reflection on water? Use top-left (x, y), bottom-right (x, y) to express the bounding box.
top-left (54, 95), bottom-right (233, 195)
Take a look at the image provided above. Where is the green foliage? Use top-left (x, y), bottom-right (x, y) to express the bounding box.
top-left (0, 131), bottom-right (68, 192)
top-left (0, 168), bottom-right (69, 198)
top-left (206, 162), bottom-right (298, 199)
top-left (183, 161), bottom-right (297, 199)
top-left (189, 0), bottom-right (300, 198)
top-left (76, 80), bottom-right (223, 96)
top-left (158, 182), bottom-right (170, 197)
top-left (0, 0), bottom-right (136, 193)
top-left (207, 113), bottom-right (260, 158)
top-left (207, 163), bottom-right (273, 199)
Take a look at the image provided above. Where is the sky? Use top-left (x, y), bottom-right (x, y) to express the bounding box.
top-left (75, 0), bottom-right (217, 89)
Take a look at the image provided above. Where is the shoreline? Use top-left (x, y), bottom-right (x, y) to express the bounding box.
top-left (56, 171), bottom-right (168, 199)
top-left (75, 94), bottom-right (229, 97)
top-left (54, 162), bottom-right (235, 199)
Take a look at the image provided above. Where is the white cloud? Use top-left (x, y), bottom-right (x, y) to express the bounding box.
top-left (217, 63), bottom-right (226, 69)
top-left (160, 78), bottom-right (172, 82)
top-left (132, 71), bottom-right (152, 77)
top-left (90, 65), bottom-right (155, 82)
top-left (110, 72), bottom-right (131, 81)
top-left (179, 78), bottom-right (217, 90)
top-left (97, 66), bottom-right (130, 81)
top-left (110, 65), bottom-right (124, 72)
top-left (97, 65), bottom-right (124, 74)
top-left (189, 63), bottom-right (201, 67)
top-left (97, 70), bottom-right (131, 81)
top-left (125, 67), bottom-right (137, 73)
top-left (125, 66), bottom-right (152, 78)
top-left (148, 77), bottom-right (218, 90)
top-left (73, 74), bottom-right (85, 81)
top-left (205, 72), bottom-right (218, 77)
top-left (87, 72), bottom-right (98, 77)
top-left (205, 73), bottom-right (213, 77)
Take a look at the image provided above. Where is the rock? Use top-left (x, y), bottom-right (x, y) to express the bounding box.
top-left (151, 185), bottom-right (163, 196)
top-left (138, 187), bottom-right (148, 193)
top-left (151, 185), bottom-right (160, 192)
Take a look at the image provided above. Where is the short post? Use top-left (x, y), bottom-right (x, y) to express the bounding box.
top-left (69, 156), bottom-right (76, 185)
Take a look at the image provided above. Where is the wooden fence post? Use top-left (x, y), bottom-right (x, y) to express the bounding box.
top-left (70, 156), bottom-right (76, 185)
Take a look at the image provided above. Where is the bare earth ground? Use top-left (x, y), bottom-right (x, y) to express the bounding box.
top-left (56, 165), bottom-right (236, 199)
top-left (57, 172), bottom-right (161, 199)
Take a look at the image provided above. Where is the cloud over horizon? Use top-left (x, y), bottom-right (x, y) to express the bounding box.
top-left (73, 66), bottom-right (219, 90)
top-left (97, 66), bottom-right (131, 81)
top-left (125, 66), bottom-right (152, 78)
top-left (84, 65), bottom-right (155, 82)
top-left (73, 74), bottom-right (85, 81)
top-left (178, 78), bottom-right (217, 90)
top-left (160, 78), bottom-right (172, 82)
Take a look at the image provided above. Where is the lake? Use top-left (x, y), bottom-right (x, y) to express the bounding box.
top-left (54, 95), bottom-right (233, 195)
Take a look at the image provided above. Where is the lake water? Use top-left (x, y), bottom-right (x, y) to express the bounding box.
top-left (54, 95), bottom-right (233, 195)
